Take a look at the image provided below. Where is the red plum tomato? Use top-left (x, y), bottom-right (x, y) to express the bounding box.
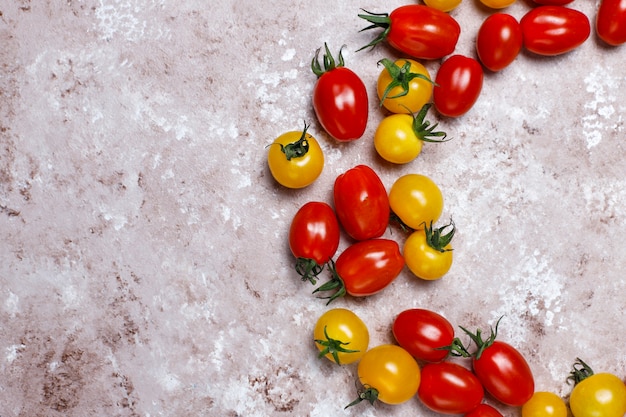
top-left (596, 0), bottom-right (626, 46)
top-left (418, 361), bottom-right (484, 414)
top-left (476, 13), bottom-right (523, 72)
top-left (520, 6), bottom-right (591, 55)
top-left (465, 404), bottom-right (505, 417)
top-left (433, 55), bottom-right (483, 117)
top-left (392, 308), bottom-right (454, 363)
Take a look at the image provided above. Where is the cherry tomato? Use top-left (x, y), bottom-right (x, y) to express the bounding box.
top-left (374, 104), bottom-right (447, 164)
top-left (479, 0), bottom-right (517, 9)
top-left (311, 43), bottom-right (368, 141)
top-left (424, 0), bottom-right (463, 12)
top-left (596, 0), bottom-right (626, 46)
top-left (376, 58), bottom-right (433, 114)
top-left (333, 165), bottom-right (389, 241)
top-left (465, 404), bottom-right (505, 417)
top-left (568, 358), bottom-right (626, 417)
top-left (358, 5), bottom-right (461, 60)
top-left (314, 239), bottom-right (405, 303)
top-left (267, 122), bottom-right (323, 188)
top-left (289, 201), bottom-right (340, 284)
top-left (522, 391), bottom-right (568, 417)
top-left (476, 13), bottom-right (523, 72)
top-left (313, 308), bottom-right (369, 365)
top-left (418, 362), bottom-right (484, 414)
top-left (433, 55), bottom-right (484, 118)
top-left (404, 219), bottom-right (455, 280)
top-left (392, 308), bottom-right (455, 363)
top-left (347, 344), bottom-right (421, 407)
top-left (520, 6), bottom-right (591, 56)
top-left (462, 321), bottom-right (535, 407)
top-left (389, 173), bottom-right (444, 230)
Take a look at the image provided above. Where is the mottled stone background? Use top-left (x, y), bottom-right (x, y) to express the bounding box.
top-left (1, 0), bottom-right (624, 416)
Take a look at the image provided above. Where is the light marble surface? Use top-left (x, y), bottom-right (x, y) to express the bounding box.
top-left (1, 1), bottom-right (625, 416)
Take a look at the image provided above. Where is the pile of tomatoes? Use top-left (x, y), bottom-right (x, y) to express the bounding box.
top-left (266, 0), bottom-right (626, 415)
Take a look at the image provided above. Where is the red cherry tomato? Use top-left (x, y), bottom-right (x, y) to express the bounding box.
top-left (433, 55), bottom-right (484, 117)
top-left (520, 5), bottom-right (591, 56)
top-left (465, 404), bottom-right (505, 417)
top-left (418, 362), bottom-right (484, 414)
top-left (476, 13), bottom-right (523, 72)
top-left (289, 201), bottom-right (340, 284)
top-left (311, 44), bottom-right (368, 141)
top-left (358, 5), bottom-right (461, 60)
top-left (333, 165), bottom-right (390, 241)
top-left (392, 309), bottom-right (455, 363)
top-left (314, 239), bottom-right (404, 303)
top-left (596, 0), bottom-right (626, 46)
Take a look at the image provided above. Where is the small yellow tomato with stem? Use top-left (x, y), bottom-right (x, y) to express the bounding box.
top-left (404, 219), bottom-right (455, 280)
top-left (568, 358), bottom-right (626, 417)
top-left (389, 173), bottom-right (444, 230)
top-left (313, 308), bottom-right (369, 365)
top-left (376, 58), bottom-right (433, 114)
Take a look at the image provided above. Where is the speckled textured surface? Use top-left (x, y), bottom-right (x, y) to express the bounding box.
top-left (1, 1), bottom-right (625, 416)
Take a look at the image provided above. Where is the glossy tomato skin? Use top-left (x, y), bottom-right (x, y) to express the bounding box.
top-left (473, 340), bottom-right (535, 406)
top-left (522, 391), bottom-right (568, 417)
top-left (335, 239), bottom-right (405, 297)
top-left (596, 0), bottom-right (626, 46)
top-left (392, 309), bottom-right (454, 362)
top-left (388, 5), bottom-right (461, 60)
top-left (476, 13), bottom-right (523, 72)
top-left (433, 55), bottom-right (483, 117)
top-left (333, 165), bottom-right (390, 241)
top-left (520, 6), bottom-right (591, 55)
top-left (376, 58), bottom-right (433, 114)
top-left (389, 173), bottom-right (444, 230)
top-left (418, 362), bottom-right (484, 414)
top-left (570, 372), bottom-right (626, 417)
top-left (313, 308), bottom-right (369, 365)
top-left (404, 226), bottom-right (453, 280)
top-left (267, 128), bottom-right (324, 188)
top-left (465, 403), bottom-right (505, 417)
top-left (289, 201), bottom-right (340, 274)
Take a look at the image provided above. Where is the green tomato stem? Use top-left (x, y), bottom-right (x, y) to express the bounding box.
top-left (459, 316), bottom-right (504, 360)
top-left (377, 58), bottom-right (433, 106)
top-left (279, 121), bottom-right (310, 161)
top-left (356, 9), bottom-right (392, 52)
top-left (311, 260), bottom-right (346, 305)
top-left (344, 386), bottom-right (379, 409)
top-left (294, 257), bottom-right (324, 285)
top-left (567, 358), bottom-right (595, 385)
top-left (314, 325), bottom-right (360, 365)
top-left (424, 219), bottom-right (455, 253)
top-left (311, 43), bottom-right (345, 78)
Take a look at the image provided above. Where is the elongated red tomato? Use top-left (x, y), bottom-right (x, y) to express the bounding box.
top-left (465, 404), bottom-right (505, 417)
top-left (392, 309), bottom-right (455, 363)
top-left (596, 0), bottom-right (626, 45)
top-left (311, 44), bottom-right (368, 141)
top-left (314, 239), bottom-right (405, 303)
top-left (520, 6), bottom-right (591, 55)
top-left (476, 13), bottom-right (523, 72)
top-left (289, 201), bottom-right (340, 284)
top-left (333, 165), bottom-right (390, 241)
top-left (358, 5), bottom-right (461, 60)
top-left (433, 55), bottom-right (483, 117)
top-left (418, 362), bottom-right (484, 414)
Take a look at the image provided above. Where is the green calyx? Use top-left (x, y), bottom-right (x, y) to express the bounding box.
top-left (567, 358), bottom-right (595, 385)
top-left (378, 58), bottom-right (434, 106)
top-left (459, 316), bottom-right (504, 360)
top-left (279, 121), bottom-right (310, 161)
top-left (295, 257), bottom-right (324, 285)
top-left (311, 43), bottom-right (345, 78)
top-left (314, 325), bottom-right (360, 365)
top-left (357, 9), bottom-right (391, 52)
top-left (345, 386), bottom-right (379, 409)
top-left (424, 219), bottom-right (455, 253)
top-left (311, 260), bottom-right (346, 305)
top-left (411, 103), bottom-right (449, 143)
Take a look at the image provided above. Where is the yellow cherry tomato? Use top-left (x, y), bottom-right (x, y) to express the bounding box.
top-left (479, 0), bottom-right (516, 8)
top-left (569, 359), bottom-right (626, 417)
top-left (376, 58), bottom-right (433, 114)
top-left (313, 308), bottom-right (369, 365)
top-left (389, 174), bottom-right (443, 230)
top-left (522, 392), bottom-right (568, 417)
top-left (348, 344), bottom-right (421, 407)
top-left (404, 220), bottom-right (454, 280)
top-left (267, 123), bottom-right (323, 188)
top-left (424, 0), bottom-right (463, 12)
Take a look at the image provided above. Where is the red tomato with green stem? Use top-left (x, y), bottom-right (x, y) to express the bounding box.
top-left (314, 239), bottom-right (404, 304)
top-left (358, 5), bottom-right (461, 60)
top-left (433, 55), bottom-right (484, 117)
top-left (460, 318), bottom-right (535, 407)
top-left (465, 404), bottom-right (505, 417)
top-left (333, 165), bottom-right (390, 241)
top-left (476, 13), bottom-right (523, 72)
top-left (596, 0), bottom-right (626, 46)
top-left (520, 6), bottom-right (591, 56)
top-left (311, 43), bottom-right (368, 141)
top-left (289, 201), bottom-right (340, 284)
top-left (418, 361), bottom-right (485, 414)
top-left (392, 309), bottom-right (456, 363)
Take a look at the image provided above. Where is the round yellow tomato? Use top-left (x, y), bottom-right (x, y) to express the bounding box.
top-left (424, 0), bottom-right (463, 12)
top-left (389, 174), bottom-right (444, 230)
top-left (267, 123), bottom-right (323, 188)
top-left (479, 0), bottom-right (516, 8)
top-left (376, 58), bottom-right (433, 114)
top-left (313, 308), bottom-right (369, 365)
top-left (569, 365), bottom-right (626, 417)
top-left (404, 220), bottom-right (454, 280)
top-left (348, 344), bottom-right (421, 407)
top-left (522, 392), bottom-right (568, 417)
